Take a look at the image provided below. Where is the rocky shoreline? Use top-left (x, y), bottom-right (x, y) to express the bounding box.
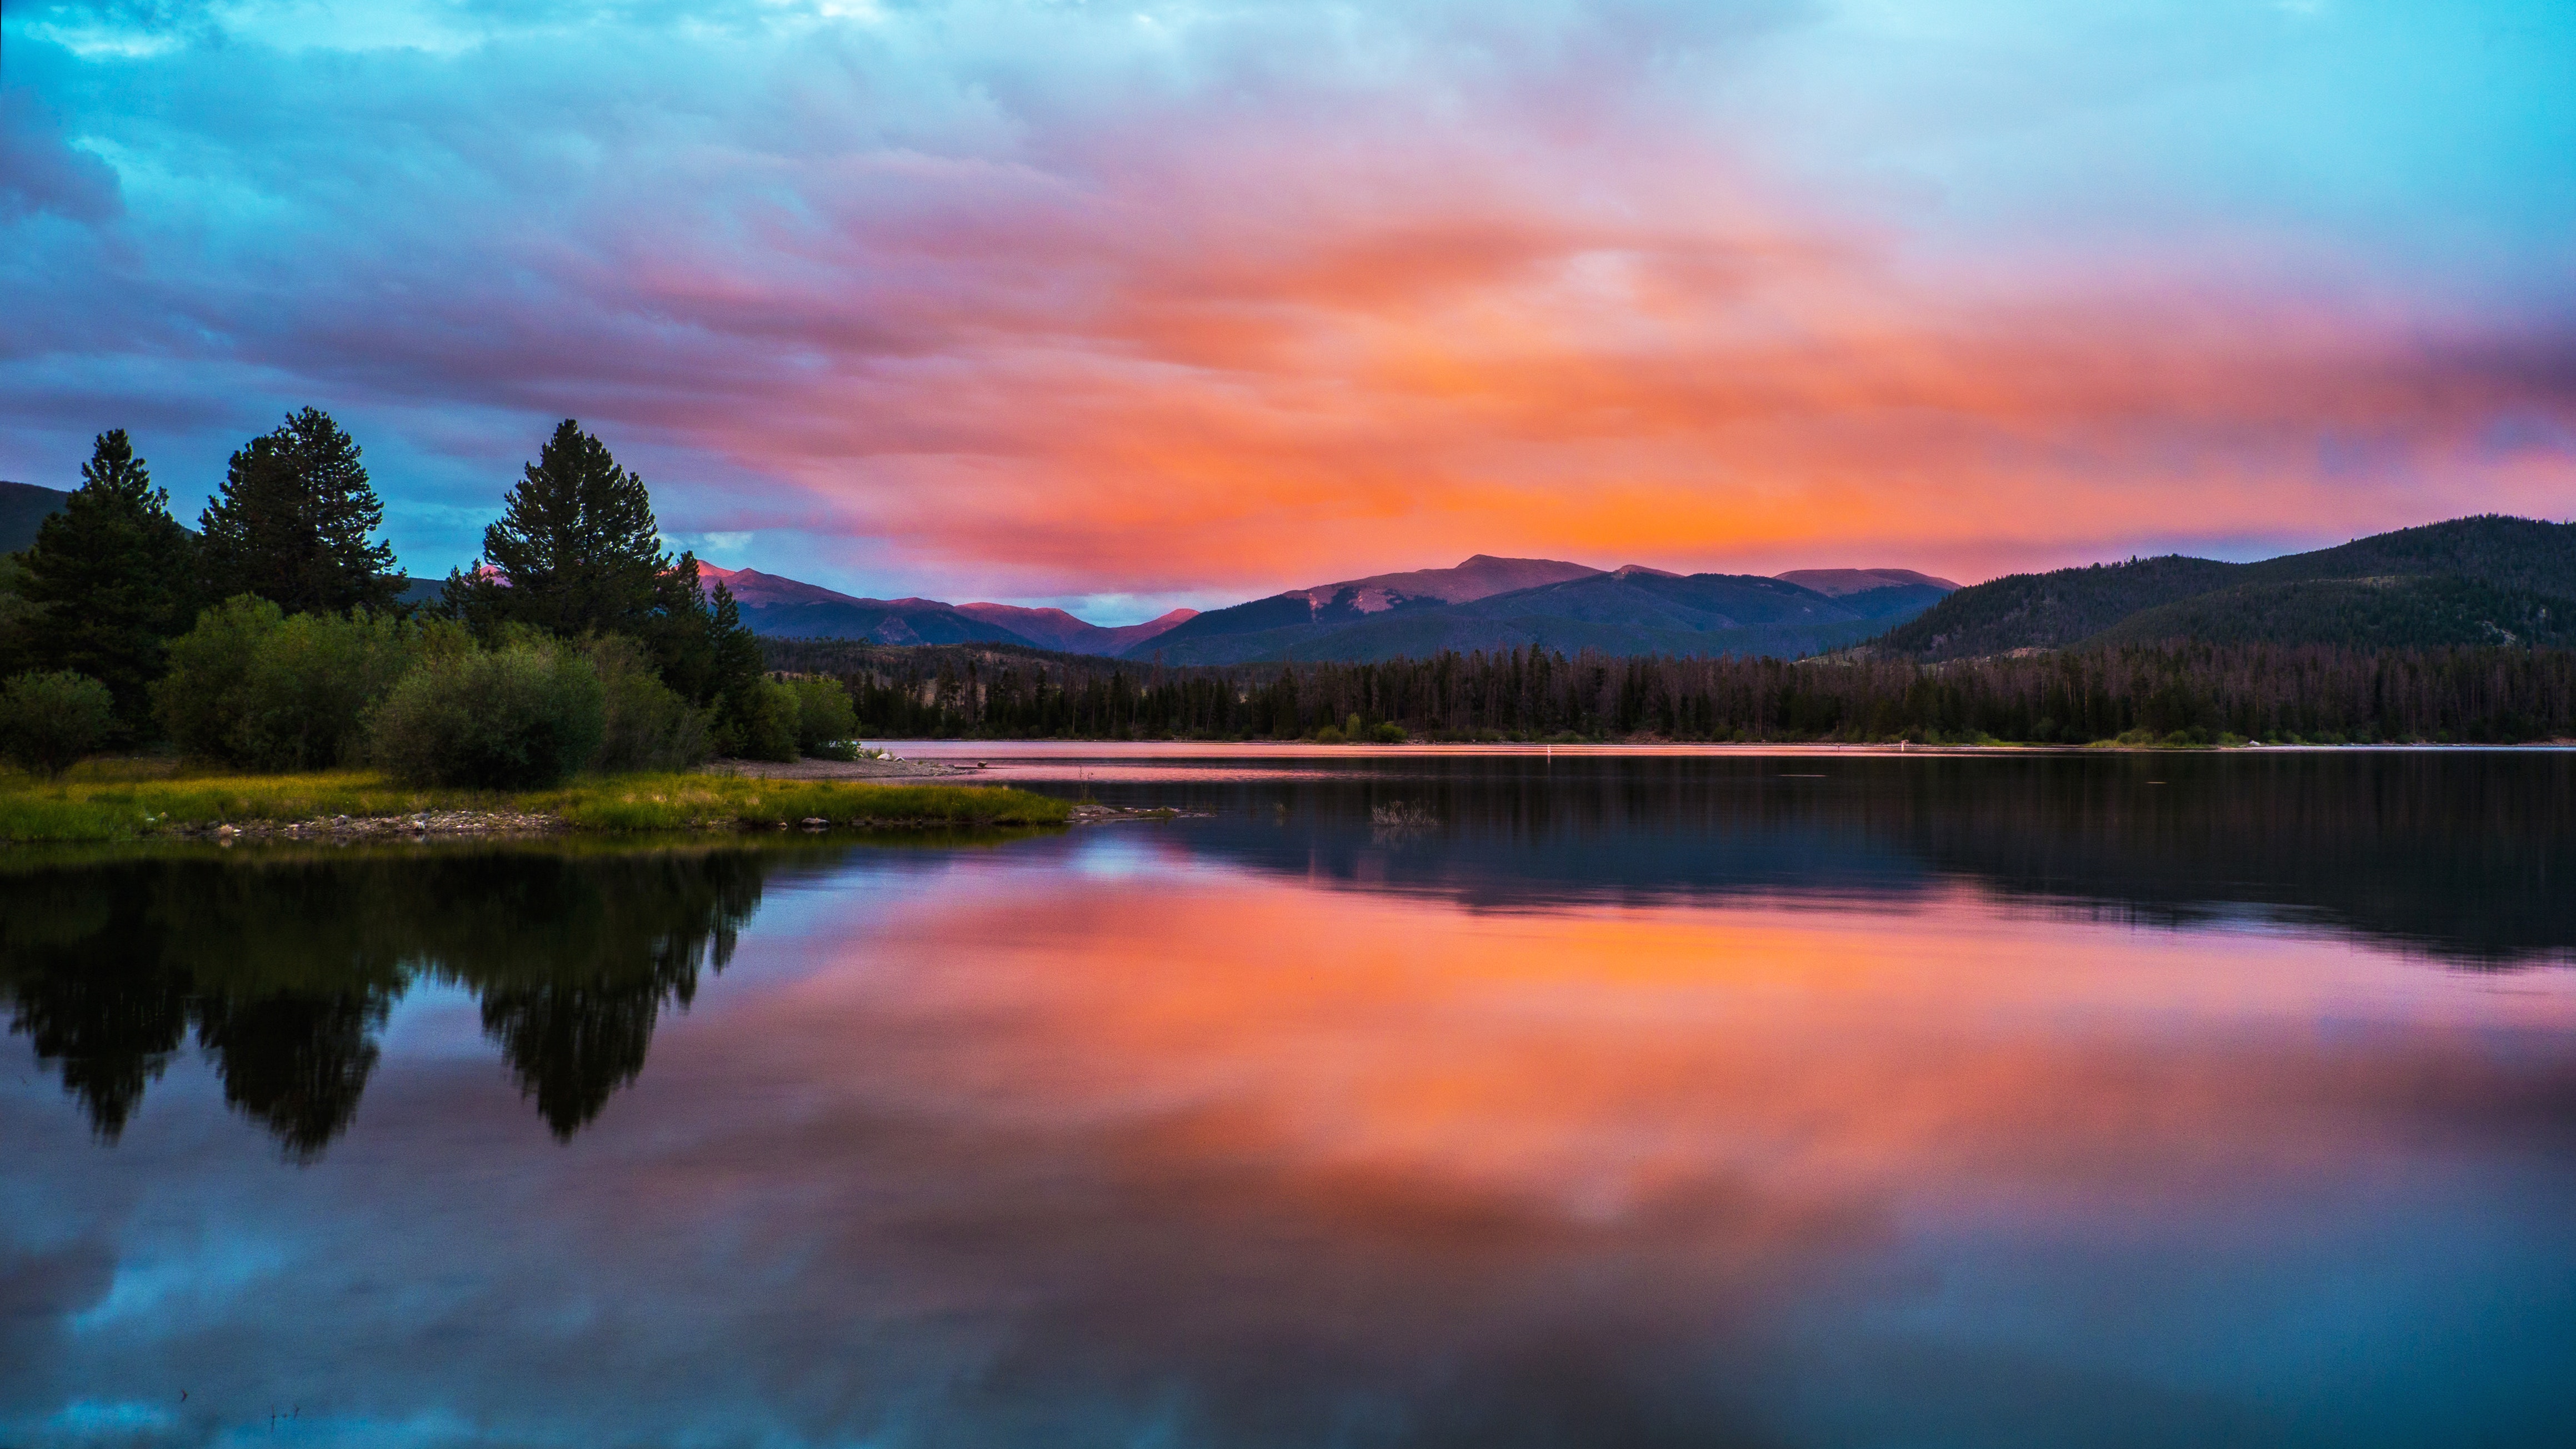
top-left (177, 809), bottom-right (562, 843)
top-left (163, 802), bottom-right (1181, 843)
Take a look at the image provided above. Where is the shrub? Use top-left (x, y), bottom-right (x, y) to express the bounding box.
top-left (728, 679), bottom-right (801, 762)
top-left (588, 635), bottom-right (712, 773)
top-left (787, 676), bottom-right (856, 756)
top-left (156, 596), bottom-right (426, 770)
top-left (1369, 721), bottom-right (1408, 744)
top-left (0, 670), bottom-right (116, 776)
top-left (370, 640), bottom-right (607, 788)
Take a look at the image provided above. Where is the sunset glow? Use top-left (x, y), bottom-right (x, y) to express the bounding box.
top-left (4, 1), bottom-right (2571, 614)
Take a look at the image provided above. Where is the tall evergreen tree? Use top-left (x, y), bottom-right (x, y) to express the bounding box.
top-left (448, 419), bottom-right (666, 638)
top-left (201, 408), bottom-right (401, 615)
top-left (19, 430), bottom-right (199, 729)
top-left (444, 420), bottom-right (764, 724)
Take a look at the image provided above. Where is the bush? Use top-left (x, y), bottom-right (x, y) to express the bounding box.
top-left (728, 679), bottom-right (802, 762)
top-left (0, 670), bottom-right (115, 776)
top-left (370, 640), bottom-right (607, 788)
top-left (588, 635), bottom-right (712, 773)
top-left (787, 676), bottom-right (856, 756)
top-left (156, 596), bottom-right (426, 770)
top-left (1370, 721), bottom-right (1408, 744)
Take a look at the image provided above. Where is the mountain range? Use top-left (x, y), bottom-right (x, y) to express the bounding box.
top-left (1136, 557), bottom-right (1955, 664)
top-left (8, 475), bottom-right (1958, 658)
top-left (697, 565), bottom-right (1203, 654)
top-left (1877, 516), bottom-right (2576, 658)
top-left (14, 472), bottom-right (2565, 659)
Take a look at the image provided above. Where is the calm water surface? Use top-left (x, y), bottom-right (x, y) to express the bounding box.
top-left (5, 749), bottom-right (2574, 1447)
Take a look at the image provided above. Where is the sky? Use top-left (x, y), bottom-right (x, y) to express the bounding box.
top-left (2, 1), bottom-right (2572, 621)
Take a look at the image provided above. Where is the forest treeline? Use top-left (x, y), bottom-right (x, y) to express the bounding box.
top-left (762, 637), bottom-right (2576, 744)
top-left (1, 415), bottom-right (862, 784)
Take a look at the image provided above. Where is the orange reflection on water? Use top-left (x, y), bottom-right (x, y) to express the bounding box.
top-left (745, 865), bottom-right (2576, 1242)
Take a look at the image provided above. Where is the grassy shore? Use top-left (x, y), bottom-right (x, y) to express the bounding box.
top-left (0, 760), bottom-right (1070, 844)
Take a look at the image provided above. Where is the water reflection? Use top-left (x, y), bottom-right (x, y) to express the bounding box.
top-left (3, 757), bottom-right (2573, 1446)
top-left (0, 847), bottom-right (777, 1154)
top-left (994, 749), bottom-right (2576, 966)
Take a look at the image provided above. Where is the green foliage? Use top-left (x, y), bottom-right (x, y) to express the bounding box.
top-left (1370, 721), bottom-right (1409, 743)
top-left (0, 553), bottom-right (38, 679)
top-left (0, 765), bottom-right (1069, 844)
top-left (447, 419), bottom-right (667, 639)
top-left (728, 678), bottom-right (802, 762)
top-left (157, 598), bottom-right (426, 770)
top-left (542, 775), bottom-right (1070, 831)
top-left (199, 409), bottom-right (401, 615)
top-left (702, 577), bottom-right (770, 738)
top-left (441, 422), bottom-right (766, 728)
top-left (16, 430), bottom-right (199, 730)
top-left (762, 635), bottom-right (2576, 745)
top-left (787, 675), bottom-right (856, 755)
top-left (370, 640), bottom-right (607, 789)
top-left (589, 635), bottom-right (713, 773)
top-left (0, 671), bottom-right (116, 777)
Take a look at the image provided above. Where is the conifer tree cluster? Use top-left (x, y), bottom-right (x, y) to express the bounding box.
top-left (1, 408), bottom-right (768, 771)
top-left (14, 429), bottom-right (198, 727)
top-left (2, 410), bottom-right (403, 743)
top-left (199, 408), bottom-right (402, 615)
top-left (441, 418), bottom-right (766, 748)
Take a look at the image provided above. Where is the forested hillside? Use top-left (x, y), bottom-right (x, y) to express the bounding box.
top-left (2088, 577), bottom-right (2574, 650)
top-left (1879, 516), bottom-right (2575, 658)
top-left (762, 637), bottom-right (2576, 745)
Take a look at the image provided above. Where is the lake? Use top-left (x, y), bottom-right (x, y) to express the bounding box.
top-left (6, 747), bottom-right (2574, 1447)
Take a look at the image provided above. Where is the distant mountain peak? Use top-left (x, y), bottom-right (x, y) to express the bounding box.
top-left (954, 600), bottom-right (1199, 654)
top-left (1775, 568), bottom-right (1963, 598)
top-left (1613, 564), bottom-right (1682, 578)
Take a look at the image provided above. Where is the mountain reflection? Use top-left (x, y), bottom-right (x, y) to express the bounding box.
top-left (1101, 751), bottom-right (2576, 967)
top-left (0, 847), bottom-right (777, 1156)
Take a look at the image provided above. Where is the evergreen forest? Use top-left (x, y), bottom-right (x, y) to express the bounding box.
top-left (763, 637), bottom-right (2576, 745)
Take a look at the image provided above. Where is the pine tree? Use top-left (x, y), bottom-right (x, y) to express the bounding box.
top-left (445, 421), bottom-right (764, 725)
top-left (451, 419), bottom-right (666, 639)
top-left (201, 408), bottom-right (401, 615)
top-left (19, 429), bottom-right (199, 730)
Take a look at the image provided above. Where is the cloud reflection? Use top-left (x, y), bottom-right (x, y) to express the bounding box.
top-left (8, 844), bottom-right (2573, 1445)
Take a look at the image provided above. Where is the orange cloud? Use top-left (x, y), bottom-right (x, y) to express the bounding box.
top-left (616, 138), bottom-right (2574, 595)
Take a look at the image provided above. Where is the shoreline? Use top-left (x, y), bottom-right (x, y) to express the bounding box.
top-left (0, 768), bottom-right (1071, 847)
top-left (871, 739), bottom-right (2576, 758)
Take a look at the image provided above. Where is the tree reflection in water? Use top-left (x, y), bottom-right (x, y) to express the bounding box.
top-left (0, 846), bottom-right (774, 1157)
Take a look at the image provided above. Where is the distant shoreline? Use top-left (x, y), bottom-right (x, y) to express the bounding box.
top-left (863, 739), bottom-right (2576, 758)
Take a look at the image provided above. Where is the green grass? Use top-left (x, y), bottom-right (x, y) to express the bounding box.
top-left (531, 774), bottom-right (1069, 831)
top-left (0, 761), bottom-right (1069, 843)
